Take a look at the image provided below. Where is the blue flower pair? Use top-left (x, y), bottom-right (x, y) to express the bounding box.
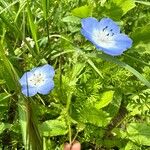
top-left (19, 17), bottom-right (133, 97)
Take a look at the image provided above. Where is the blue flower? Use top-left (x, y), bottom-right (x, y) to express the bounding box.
top-left (19, 64), bottom-right (55, 97)
top-left (81, 17), bottom-right (133, 56)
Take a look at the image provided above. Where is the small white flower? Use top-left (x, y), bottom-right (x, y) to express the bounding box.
top-left (21, 37), bottom-right (35, 48)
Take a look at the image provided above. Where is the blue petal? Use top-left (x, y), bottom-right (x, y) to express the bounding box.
top-left (19, 72), bottom-right (33, 86)
top-left (97, 46), bottom-right (124, 56)
top-left (32, 64), bottom-right (55, 78)
top-left (21, 85), bottom-right (37, 97)
top-left (96, 34), bottom-right (133, 56)
top-left (81, 29), bottom-right (94, 43)
top-left (98, 18), bottom-right (120, 34)
top-left (37, 79), bottom-right (54, 95)
top-left (113, 34), bottom-right (133, 49)
top-left (81, 17), bottom-right (98, 34)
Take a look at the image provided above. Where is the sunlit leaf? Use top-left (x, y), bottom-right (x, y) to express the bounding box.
top-left (95, 91), bottom-right (114, 109)
top-left (72, 5), bottom-right (92, 18)
top-left (62, 16), bottom-right (80, 24)
top-left (127, 123), bottom-right (150, 146)
top-left (71, 104), bottom-right (110, 127)
top-left (112, 0), bottom-right (136, 15)
top-left (40, 119), bottom-right (68, 137)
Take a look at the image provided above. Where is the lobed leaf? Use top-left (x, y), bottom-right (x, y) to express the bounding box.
top-left (127, 123), bottom-right (150, 146)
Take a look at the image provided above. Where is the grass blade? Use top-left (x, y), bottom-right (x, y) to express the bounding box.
top-left (88, 52), bottom-right (150, 88)
top-left (27, 0), bottom-right (39, 53)
top-left (135, 0), bottom-right (150, 6)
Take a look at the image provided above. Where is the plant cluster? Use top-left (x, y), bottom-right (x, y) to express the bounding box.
top-left (0, 0), bottom-right (150, 149)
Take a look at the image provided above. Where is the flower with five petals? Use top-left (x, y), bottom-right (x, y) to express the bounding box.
top-left (81, 17), bottom-right (133, 56)
top-left (19, 64), bottom-right (55, 97)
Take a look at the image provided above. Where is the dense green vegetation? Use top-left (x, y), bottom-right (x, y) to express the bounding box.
top-left (0, 0), bottom-right (150, 149)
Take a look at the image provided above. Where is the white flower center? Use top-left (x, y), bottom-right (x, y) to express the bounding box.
top-left (92, 26), bottom-right (115, 48)
top-left (28, 73), bottom-right (45, 86)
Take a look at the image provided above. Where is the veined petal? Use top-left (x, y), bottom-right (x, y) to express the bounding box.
top-left (98, 18), bottom-right (120, 34)
top-left (96, 34), bottom-right (133, 56)
top-left (37, 79), bottom-right (54, 95)
top-left (21, 85), bottom-right (37, 97)
top-left (32, 64), bottom-right (55, 78)
top-left (113, 33), bottom-right (133, 49)
top-left (81, 17), bottom-right (98, 34)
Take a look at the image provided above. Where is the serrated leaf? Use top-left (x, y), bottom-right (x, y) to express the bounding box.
top-left (95, 91), bottom-right (114, 109)
top-left (131, 24), bottom-right (150, 44)
top-left (72, 5), bottom-right (92, 18)
top-left (86, 58), bottom-right (103, 78)
top-left (71, 104), bottom-right (110, 127)
top-left (71, 62), bottom-right (85, 80)
top-left (127, 123), bottom-right (150, 146)
top-left (62, 16), bottom-right (80, 24)
top-left (88, 52), bottom-right (150, 88)
top-left (40, 119), bottom-right (68, 137)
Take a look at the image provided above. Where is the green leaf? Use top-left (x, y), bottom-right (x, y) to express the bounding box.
top-left (0, 122), bottom-right (5, 134)
top-left (86, 58), bottom-right (103, 78)
top-left (40, 119), bottom-right (68, 137)
top-left (71, 5), bottom-right (92, 18)
top-left (106, 0), bottom-right (136, 19)
top-left (0, 93), bottom-right (11, 103)
top-left (127, 123), bottom-right (150, 146)
top-left (135, 0), bottom-right (150, 6)
top-left (71, 62), bottom-right (85, 81)
top-left (0, 0), bottom-right (18, 15)
top-left (88, 52), bottom-right (150, 88)
top-left (71, 104), bottom-right (110, 127)
top-left (131, 24), bottom-right (150, 44)
top-left (95, 91), bottom-right (114, 109)
top-left (27, 0), bottom-right (39, 53)
top-left (112, 0), bottom-right (136, 15)
top-left (41, 0), bottom-right (50, 20)
top-left (0, 122), bottom-right (11, 134)
top-left (18, 99), bottom-right (28, 148)
top-left (125, 141), bottom-right (141, 150)
top-left (0, 79), bottom-right (5, 84)
top-left (62, 16), bottom-right (81, 24)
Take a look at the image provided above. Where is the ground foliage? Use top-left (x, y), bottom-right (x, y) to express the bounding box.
top-left (0, 0), bottom-right (150, 149)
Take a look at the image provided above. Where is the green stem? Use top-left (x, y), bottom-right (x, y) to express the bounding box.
top-left (66, 92), bottom-right (72, 113)
top-left (66, 92), bottom-right (73, 144)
